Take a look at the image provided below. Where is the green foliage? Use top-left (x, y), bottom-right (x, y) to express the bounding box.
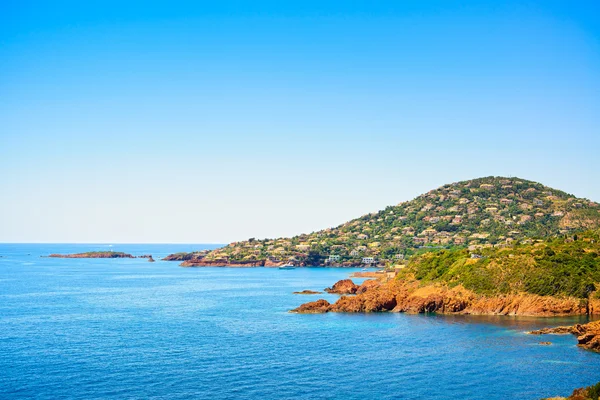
top-left (305, 250), bottom-right (326, 266)
top-left (401, 231), bottom-right (600, 298)
top-left (588, 381), bottom-right (600, 400)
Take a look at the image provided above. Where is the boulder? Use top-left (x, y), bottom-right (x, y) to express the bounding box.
top-left (325, 279), bottom-right (359, 294)
top-left (290, 299), bottom-right (331, 314)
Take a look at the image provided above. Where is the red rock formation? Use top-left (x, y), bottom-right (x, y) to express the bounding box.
top-left (293, 290), bottom-right (323, 295)
top-left (293, 278), bottom-right (599, 316)
top-left (325, 279), bottom-right (359, 294)
top-left (531, 320), bottom-right (600, 352)
top-left (264, 259), bottom-right (285, 267)
top-left (356, 279), bottom-right (381, 294)
top-left (290, 299), bottom-right (331, 313)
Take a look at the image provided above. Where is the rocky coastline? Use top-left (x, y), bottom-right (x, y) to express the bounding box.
top-left (292, 278), bottom-right (600, 317)
top-left (179, 258), bottom-right (286, 267)
top-left (530, 320), bottom-right (600, 352)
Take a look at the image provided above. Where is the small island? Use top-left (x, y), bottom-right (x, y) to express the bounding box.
top-left (48, 251), bottom-right (135, 259)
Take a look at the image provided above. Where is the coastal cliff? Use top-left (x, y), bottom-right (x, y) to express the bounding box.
top-left (292, 278), bottom-right (599, 316)
top-left (293, 230), bottom-right (600, 316)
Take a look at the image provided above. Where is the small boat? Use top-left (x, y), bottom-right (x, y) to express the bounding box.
top-left (279, 263), bottom-right (296, 270)
top-left (361, 268), bottom-right (368, 271)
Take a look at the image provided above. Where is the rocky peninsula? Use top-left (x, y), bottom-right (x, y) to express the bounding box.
top-left (292, 278), bottom-right (600, 316)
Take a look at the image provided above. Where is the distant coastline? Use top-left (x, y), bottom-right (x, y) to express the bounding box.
top-left (47, 251), bottom-right (155, 261)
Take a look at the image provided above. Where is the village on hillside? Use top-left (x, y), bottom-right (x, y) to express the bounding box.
top-left (200, 177), bottom-right (600, 267)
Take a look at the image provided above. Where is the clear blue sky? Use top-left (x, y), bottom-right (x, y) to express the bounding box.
top-left (1, 1), bottom-right (599, 243)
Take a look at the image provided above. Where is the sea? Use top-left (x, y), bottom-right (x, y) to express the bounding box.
top-left (1, 243), bottom-right (599, 400)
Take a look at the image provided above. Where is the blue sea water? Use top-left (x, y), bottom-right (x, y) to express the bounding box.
top-left (1, 244), bottom-right (599, 400)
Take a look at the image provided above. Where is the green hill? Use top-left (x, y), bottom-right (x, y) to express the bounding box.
top-left (196, 176), bottom-right (600, 266)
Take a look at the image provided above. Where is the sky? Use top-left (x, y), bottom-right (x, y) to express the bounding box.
top-left (1, 1), bottom-right (599, 243)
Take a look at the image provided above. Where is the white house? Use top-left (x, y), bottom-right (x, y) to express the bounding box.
top-left (362, 257), bottom-right (376, 264)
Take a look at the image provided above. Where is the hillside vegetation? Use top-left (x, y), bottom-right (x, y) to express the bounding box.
top-left (400, 230), bottom-right (600, 299)
top-left (197, 176), bottom-right (600, 266)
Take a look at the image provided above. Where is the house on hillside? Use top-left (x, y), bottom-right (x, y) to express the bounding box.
top-left (402, 227), bottom-right (415, 235)
top-left (453, 236), bottom-right (466, 245)
top-left (413, 237), bottom-right (429, 244)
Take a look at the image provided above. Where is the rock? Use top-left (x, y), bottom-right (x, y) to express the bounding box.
top-left (325, 279), bottom-right (359, 294)
top-left (530, 320), bottom-right (600, 352)
top-left (264, 259), bottom-right (285, 267)
top-left (356, 279), bottom-right (381, 294)
top-left (147, 256), bottom-right (155, 262)
top-left (530, 326), bottom-right (576, 335)
top-left (545, 381), bottom-right (600, 400)
top-left (539, 341), bottom-right (552, 345)
top-left (295, 277), bottom-right (596, 317)
top-left (290, 299), bottom-right (331, 313)
top-left (293, 290), bottom-right (323, 295)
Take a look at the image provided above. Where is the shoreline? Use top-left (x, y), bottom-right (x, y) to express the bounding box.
top-left (291, 278), bottom-right (600, 317)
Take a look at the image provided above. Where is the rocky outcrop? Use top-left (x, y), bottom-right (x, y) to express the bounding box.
top-left (356, 279), bottom-right (381, 294)
top-left (325, 279), bottom-right (359, 294)
top-left (264, 259), bottom-right (285, 267)
top-left (530, 320), bottom-right (600, 352)
top-left (48, 252), bottom-right (134, 259)
top-left (293, 279), bottom-right (599, 316)
top-left (293, 290), bottom-right (323, 295)
top-left (291, 299), bottom-right (331, 313)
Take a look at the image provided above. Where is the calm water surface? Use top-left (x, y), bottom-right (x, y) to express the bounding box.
top-left (1, 244), bottom-right (599, 399)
